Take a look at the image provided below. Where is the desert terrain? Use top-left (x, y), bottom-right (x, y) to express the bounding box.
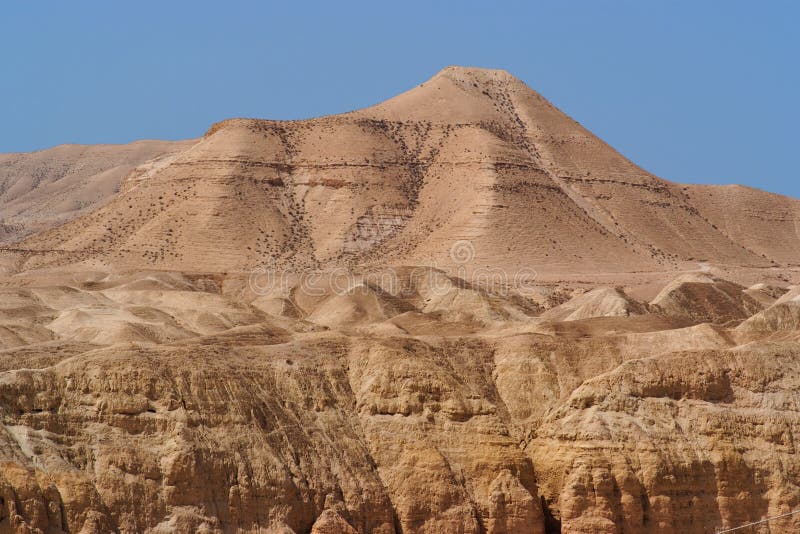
top-left (0, 66), bottom-right (799, 533)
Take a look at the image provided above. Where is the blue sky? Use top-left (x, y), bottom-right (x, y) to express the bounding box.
top-left (2, 1), bottom-right (798, 197)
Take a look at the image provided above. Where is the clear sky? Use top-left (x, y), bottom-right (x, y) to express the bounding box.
top-left (2, 1), bottom-right (798, 197)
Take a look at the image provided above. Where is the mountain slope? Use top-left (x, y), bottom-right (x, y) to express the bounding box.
top-left (0, 140), bottom-right (195, 244)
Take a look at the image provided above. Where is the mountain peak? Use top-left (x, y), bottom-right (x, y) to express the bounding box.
top-left (353, 65), bottom-right (539, 123)
top-left (433, 65), bottom-right (518, 81)
top-left (428, 65), bottom-right (530, 94)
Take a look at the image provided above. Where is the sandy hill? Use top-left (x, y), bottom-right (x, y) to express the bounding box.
top-left (2, 66), bottom-right (798, 279)
top-left (0, 139), bottom-right (195, 244)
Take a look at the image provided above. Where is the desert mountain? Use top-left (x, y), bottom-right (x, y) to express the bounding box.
top-left (0, 67), bottom-right (800, 534)
top-left (3, 67), bottom-right (799, 280)
top-left (0, 140), bottom-right (194, 244)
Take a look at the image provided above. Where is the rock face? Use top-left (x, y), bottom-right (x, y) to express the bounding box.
top-left (532, 343), bottom-right (800, 533)
top-left (0, 66), bottom-right (799, 533)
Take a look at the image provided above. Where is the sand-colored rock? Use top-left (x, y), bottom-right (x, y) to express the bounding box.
top-left (541, 287), bottom-right (646, 322)
top-left (0, 269), bottom-right (795, 533)
top-left (736, 286), bottom-right (800, 341)
top-left (0, 66), bottom-right (799, 533)
top-left (311, 509), bottom-right (359, 534)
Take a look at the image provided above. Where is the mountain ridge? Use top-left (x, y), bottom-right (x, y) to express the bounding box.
top-left (1, 66), bottom-right (798, 284)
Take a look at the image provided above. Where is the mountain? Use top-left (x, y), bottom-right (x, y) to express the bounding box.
top-left (0, 67), bottom-right (799, 534)
top-left (3, 67), bottom-right (799, 281)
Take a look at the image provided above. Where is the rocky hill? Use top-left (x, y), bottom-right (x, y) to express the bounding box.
top-left (3, 67), bottom-right (799, 280)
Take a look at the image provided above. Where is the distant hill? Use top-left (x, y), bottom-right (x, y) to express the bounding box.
top-left (0, 139), bottom-right (194, 243)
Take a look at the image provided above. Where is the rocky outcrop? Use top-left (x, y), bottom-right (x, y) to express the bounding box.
top-left (530, 345), bottom-right (800, 533)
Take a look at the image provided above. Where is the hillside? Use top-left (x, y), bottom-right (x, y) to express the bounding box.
top-left (0, 140), bottom-right (194, 244)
